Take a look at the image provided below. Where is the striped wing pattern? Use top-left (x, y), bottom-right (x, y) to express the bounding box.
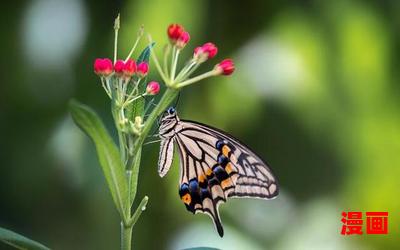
top-left (159, 120), bottom-right (278, 237)
top-left (158, 138), bottom-right (174, 177)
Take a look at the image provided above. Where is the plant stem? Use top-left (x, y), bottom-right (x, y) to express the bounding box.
top-left (175, 60), bottom-right (196, 82)
top-left (124, 26), bottom-right (143, 62)
top-left (148, 41), bottom-right (170, 85)
top-left (131, 88), bottom-right (179, 158)
top-left (163, 45), bottom-right (171, 79)
top-left (176, 70), bottom-right (218, 88)
top-left (121, 223), bottom-right (133, 250)
top-left (114, 14), bottom-right (120, 64)
top-left (129, 196), bottom-right (149, 226)
top-left (170, 47), bottom-right (181, 82)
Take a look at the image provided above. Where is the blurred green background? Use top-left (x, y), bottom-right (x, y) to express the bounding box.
top-left (1, 0), bottom-right (399, 249)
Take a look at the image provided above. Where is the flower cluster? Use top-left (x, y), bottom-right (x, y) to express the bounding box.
top-left (94, 59), bottom-right (154, 92)
top-left (150, 23), bottom-right (235, 89)
top-left (94, 57), bottom-right (158, 98)
top-left (92, 22), bottom-right (236, 135)
top-left (92, 22), bottom-right (162, 135)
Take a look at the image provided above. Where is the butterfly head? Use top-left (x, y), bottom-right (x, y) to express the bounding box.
top-left (167, 107), bottom-right (176, 115)
top-left (159, 107), bottom-right (180, 137)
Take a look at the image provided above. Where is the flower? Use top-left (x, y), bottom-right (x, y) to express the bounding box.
top-left (215, 59), bottom-right (235, 75)
top-left (193, 43), bottom-right (218, 62)
top-left (132, 116), bottom-right (144, 135)
top-left (94, 58), bottom-right (113, 76)
top-left (176, 31), bottom-right (190, 49)
top-left (167, 24), bottom-right (184, 42)
top-left (146, 81), bottom-right (160, 95)
top-left (123, 59), bottom-right (136, 76)
top-left (114, 60), bottom-right (125, 75)
top-left (137, 62), bottom-right (149, 78)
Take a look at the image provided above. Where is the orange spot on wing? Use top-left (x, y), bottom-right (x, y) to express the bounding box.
top-left (181, 193), bottom-right (191, 205)
top-left (206, 168), bottom-right (213, 176)
top-left (221, 178), bottom-right (232, 189)
top-left (198, 174), bottom-right (206, 183)
top-left (225, 163), bottom-right (233, 174)
top-left (222, 145), bottom-right (231, 157)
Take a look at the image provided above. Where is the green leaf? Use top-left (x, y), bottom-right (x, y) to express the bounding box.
top-left (137, 42), bottom-right (155, 63)
top-left (0, 227), bottom-right (50, 250)
top-left (129, 148), bottom-right (141, 203)
top-left (127, 42), bottom-right (155, 121)
top-left (69, 100), bottom-right (128, 218)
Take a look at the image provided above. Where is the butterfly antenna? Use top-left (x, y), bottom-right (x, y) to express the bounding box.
top-left (143, 139), bottom-right (161, 146)
top-left (144, 98), bottom-right (156, 115)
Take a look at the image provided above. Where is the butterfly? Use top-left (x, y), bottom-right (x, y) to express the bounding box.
top-left (157, 107), bottom-right (279, 237)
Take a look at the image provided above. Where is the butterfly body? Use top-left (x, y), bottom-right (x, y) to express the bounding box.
top-left (158, 107), bottom-right (279, 237)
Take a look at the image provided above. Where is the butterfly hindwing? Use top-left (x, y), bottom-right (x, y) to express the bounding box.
top-left (171, 120), bottom-right (278, 237)
top-left (175, 132), bottom-right (226, 236)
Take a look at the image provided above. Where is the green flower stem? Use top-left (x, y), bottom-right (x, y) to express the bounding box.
top-left (114, 14), bottom-right (120, 64)
top-left (124, 26), bottom-right (143, 62)
top-left (170, 46), bottom-right (176, 81)
top-left (128, 196), bottom-right (149, 227)
top-left (121, 195), bottom-right (148, 250)
top-left (121, 222), bottom-right (133, 250)
top-left (170, 48), bottom-right (180, 81)
top-left (175, 61), bottom-right (199, 83)
top-left (112, 104), bottom-right (127, 164)
top-left (163, 45), bottom-right (171, 79)
top-left (101, 78), bottom-right (112, 98)
top-left (148, 40), bottom-right (170, 85)
top-left (128, 149), bottom-right (141, 203)
top-left (176, 69), bottom-right (218, 88)
top-left (131, 88), bottom-right (179, 158)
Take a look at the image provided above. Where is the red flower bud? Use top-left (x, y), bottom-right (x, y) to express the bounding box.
top-left (202, 43), bottom-right (218, 59)
top-left (215, 59), bottom-right (235, 75)
top-left (176, 31), bottom-right (190, 49)
top-left (114, 60), bottom-right (125, 75)
top-left (193, 43), bottom-right (218, 62)
top-left (123, 59), bottom-right (136, 76)
top-left (194, 46), bottom-right (202, 56)
top-left (94, 58), bottom-right (113, 76)
top-left (167, 24), bottom-right (184, 42)
top-left (146, 81), bottom-right (160, 95)
top-left (137, 62), bottom-right (149, 78)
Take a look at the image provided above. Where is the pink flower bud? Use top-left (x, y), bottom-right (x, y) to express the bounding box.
top-left (193, 43), bottom-right (218, 62)
top-left (114, 60), bottom-right (125, 75)
top-left (202, 43), bottom-right (218, 59)
top-left (146, 81), bottom-right (160, 95)
top-left (215, 59), bottom-right (235, 75)
top-left (137, 62), bottom-right (149, 78)
top-left (123, 59), bottom-right (137, 76)
top-left (94, 58), bottom-right (113, 76)
top-left (194, 46), bottom-right (202, 56)
top-left (167, 24), bottom-right (184, 42)
top-left (176, 31), bottom-right (190, 49)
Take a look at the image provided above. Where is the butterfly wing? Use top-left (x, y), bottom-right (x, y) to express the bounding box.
top-left (158, 138), bottom-right (174, 177)
top-left (174, 120), bottom-right (279, 237)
